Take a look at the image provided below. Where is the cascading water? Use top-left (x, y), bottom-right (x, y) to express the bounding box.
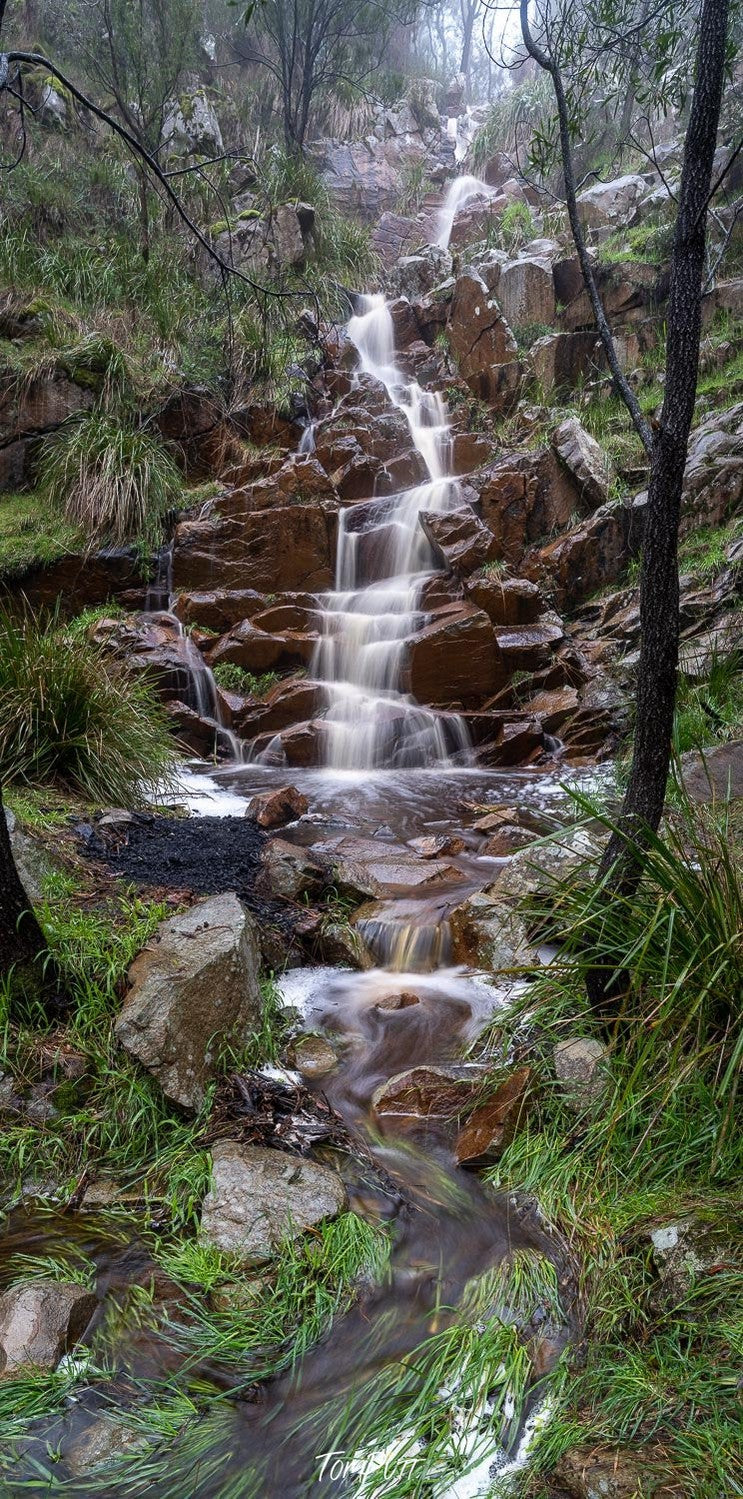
top-left (310, 293), bottom-right (471, 771)
top-left (435, 172), bottom-right (496, 248)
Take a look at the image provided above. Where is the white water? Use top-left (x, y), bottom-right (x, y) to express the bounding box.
top-left (310, 293), bottom-right (471, 770)
top-left (435, 173), bottom-right (497, 249)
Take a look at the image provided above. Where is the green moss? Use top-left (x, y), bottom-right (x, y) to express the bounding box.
top-left (0, 491), bottom-right (82, 579)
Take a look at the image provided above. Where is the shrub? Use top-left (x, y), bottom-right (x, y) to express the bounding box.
top-left (0, 606), bottom-right (175, 804)
top-left (212, 663), bottom-right (279, 697)
top-left (38, 413), bottom-right (183, 549)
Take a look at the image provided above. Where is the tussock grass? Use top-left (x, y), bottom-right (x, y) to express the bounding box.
top-left (38, 413), bottom-right (183, 550)
top-left (211, 663), bottom-right (279, 697)
top-left (0, 605), bottom-right (175, 804)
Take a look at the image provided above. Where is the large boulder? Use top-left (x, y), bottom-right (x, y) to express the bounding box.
top-left (171, 506), bottom-right (335, 593)
top-left (526, 500), bottom-right (644, 608)
top-left (552, 417), bottom-right (612, 508)
top-left (404, 605), bottom-right (503, 704)
top-left (419, 506), bottom-right (497, 575)
top-left (0, 1282), bottom-right (97, 1374)
top-left (576, 173), bottom-right (647, 230)
top-left (392, 247), bottom-right (453, 300)
top-left (531, 331), bottom-right (602, 392)
top-left (464, 575), bottom-right (543, 626)
top-left (680, 741), bottom-right (743, 803)
top-left (447, 272), bottom-right (520, 408)
top-left (678, 402), bottom-right (743, 533)
top-left (497, 256), bottom-right (555, 330)
top-left (115, 894), bottom-right (262, 1111)
top-left (163, 88), bottom-right (223, 156)
top-left (199, 1141), bottom-right (346, 1260)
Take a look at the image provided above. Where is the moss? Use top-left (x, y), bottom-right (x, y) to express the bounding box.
top-left (0, 491), bottom-right (82, 579)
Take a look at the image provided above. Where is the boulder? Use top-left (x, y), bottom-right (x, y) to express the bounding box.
top-left (271, 202), bottom-right (313, 267)
top-left (260, 838), bottom-right (328, 899)
top-left (553, 1037), bottom-right (608, 1112)
top-left (449, 890), bottom-right (536, 970)
top-left (464, 575), bottom-right (543, 626)
top-left (199, 1141), bottom-right (346, 1260)
top-left (487, 826), bottom-right (600, 903)
top-left (553, 1446), bottom-right (667, 1499)
top-left (3, 809), bottom-right (57, 902)
top-left (292, 1034), bottom-right (338, 1078)
top-left (370, 211), bottom-right (422, 266)
top-left (552, 417), bottom-right (612, 508)
top-left (409, 833), bottom-right (465, 858)
top-left (405, 605), bottom-right (503, 704)
top-left (245, 785), bottom-right (309, 828)
top-left (678, 402), bottom-right (743, 533)
top-left (679, 740), bottom-right (743, 803)
top-left (419, 506), bottom-right (497, 575)
top-left (527, 500), bottom-right (644, 608)
top-left (576, 173), bottom-right (647, 230)
top-left (372, 1065), bottom-right (479, 1127)
top-left (209, 620), bottom-right (315, 674)
top-left (163, 88), bottom-right (223, 156)
top-left (393, 247), bottom-right (453, 300)
top-left (171, 506), bottom-right (335, 594)
top-left (0, 1281), bottom-right (97, 1374)
top-left (115, 894), bottom-right (262, 1111)
top-left (447, 272), bottom-right (520, 407)
top-left (531, 331), bottom-right (602, 392)
top-left (323, 834), bottom-right (463, 900)
top-left (497, 256), bottom-right (555, 330)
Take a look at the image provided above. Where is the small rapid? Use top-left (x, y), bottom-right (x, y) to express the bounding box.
top-left (311, 293), bottom-right (471, 770)
top-left (435, 173), bottom-right (497, 248)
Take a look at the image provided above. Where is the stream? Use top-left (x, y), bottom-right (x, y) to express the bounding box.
top-left (4, 206), bottom-right (581, 1495)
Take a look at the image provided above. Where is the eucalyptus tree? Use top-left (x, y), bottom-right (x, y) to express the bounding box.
top-left (244, 0), bottom-right (421, 150)
top-left (509, 0), bottom-right (736, 1007)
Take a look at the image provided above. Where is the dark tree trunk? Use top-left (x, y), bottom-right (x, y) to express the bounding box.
top-left (0, 782), bottom-right (49, 987)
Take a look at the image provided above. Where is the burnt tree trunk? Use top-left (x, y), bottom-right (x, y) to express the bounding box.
top-left (597, 0), bottom-right (730, 858)
top-left (0, 782), bottom-right (49, 987)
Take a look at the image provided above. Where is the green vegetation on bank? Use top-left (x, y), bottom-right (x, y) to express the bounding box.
top-left (471, 797), bottom-right (743, 1499)
top-left (0, 606), bottom-right (175, 804)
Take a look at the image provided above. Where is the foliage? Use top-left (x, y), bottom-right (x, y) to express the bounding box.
top-left (38, 413), bottom-right (183, 550)
top-left (0, 490), bottom-right (82, 580)
top-left (498, 199), bottom-right (536, 252)
top-left (673, 646), bottom-right (743, 754)
top-left (469, 77), bottom-right (553, 172)
top-left (0, 605), bottom-right (175, 804)
top-left (211, 663), bottom-right (279, 697)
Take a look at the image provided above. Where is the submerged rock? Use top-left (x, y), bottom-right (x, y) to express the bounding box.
top-left (199, 1141), bottom-right (346, 1260)
top-left (115, 893), bottom-right (262, 1111)
top-left (0, 1281), bottom-right (96, 1374)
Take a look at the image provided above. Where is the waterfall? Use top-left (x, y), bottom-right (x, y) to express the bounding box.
top-left (435, 173), bottom-right (496, 249)
top-left (310, 293), bottom-right (471, 771)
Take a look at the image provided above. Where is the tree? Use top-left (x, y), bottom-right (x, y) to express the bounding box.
top-left (246, 0), bottom-right (419, 151)
top-left (68, 0), bottom-right (201, 259)
top-left (516, 0), bottom-right (733, 1007)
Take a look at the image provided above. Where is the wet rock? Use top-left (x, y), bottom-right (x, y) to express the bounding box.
top-left (323, 834), bottom-right (464, 900)
top-left (209, 619), bottom-right (316, 674)
top-left (527, 500), bottom-right (643, 609)
top-left (680, 740), bottom-right (743, 803)
top-left (405, 604), bottom-right (503, 705)
top-left (576, 173), bottom-right (647, 229)
top-left (480, 823), bottom-right (536, 857)
top-left (65, 1416), bottom-right (149, 1476)
top-left (199, 1141), bottom-right (346, 1260)
top-left (487, 717), bottom-right (545, 767)
top-left (419, 506), bottom-right (497, 575)
top-left (374, 991), bottom-right (421, 1010)
top-left (370, 211), bottom-right (422, 266)
top-left (409, 833), bottom-right (465, 858)
top-left (647, 1215), bottom-right (737, 1300)
top-left (260, 838), bottom-right (329, 900)
top-left (314, 919), bottom-right (375, 971)
top-left (171, 505), bottom-right (335, 594)
top-left (552, 417), bottom-right (612, 508)
top-left (246, 785), bottom-right (309, 829)
top-left (497, 256), bottom-right (555, 330)
top-left (164, 700), bottom-right (226, 758)
top-left (0, 367), bottom-right (93, 451)
top-left (464, 575), bottom-right (543, 626)
top-left (392, 247), bottom-right (453, 300)
top-left (455, 1066), bottom-right (532, 1162)
top-left (488, 826), bottom-right (600, 903)
top-left (371, 1065), bottom-right (479, 1127)
top-left (552, 1445), bottom-right (666, 1498)
top-left (447, 271), bottom-right (520, 408)
top-left (449, 890), bottom-right (536, 970)
top-left (115, 894), bottom-right (262, 1112)
top-left (0, 1281), bottom-right (97, 1374)
top-left (292, 1034), bottom-right (338, 1078)
top-left (520, 686), bottom-right (580, 733)
top-left (272, 202), bottom-right (314, 267)
top-left (553, 1037), bottom-right (608, 1112)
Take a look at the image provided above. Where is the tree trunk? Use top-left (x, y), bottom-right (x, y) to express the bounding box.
top-left (588, 0), bottom-right (731, 1008)
top-left (0, 783), bottom-right (49, 988)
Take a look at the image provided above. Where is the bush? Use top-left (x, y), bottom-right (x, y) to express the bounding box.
top-left (38, 413), bottom-right (183, 549)
top-left (0, 606), bottom-right (175, 804)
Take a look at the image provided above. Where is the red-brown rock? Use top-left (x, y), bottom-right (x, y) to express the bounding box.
top-left (245, 785), bottom-right (309, 828)
top-left (448, 272), bottom-right (520, 408)
top-left (455, 1067), bottom-right (532, 1163)
top-left (419, 506), bottom-right (497, 575)
top-left (404, 606), bottom-right (503, 705)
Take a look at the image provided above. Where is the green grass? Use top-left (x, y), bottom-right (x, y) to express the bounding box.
top-left (0, 605), bottom-right (176, 804)
top-left (674, 646), bottom-right (743, 754)
top-left (211, 663), bottom-right (279, 697)
top-left (38, 412), bottom-right (184, 551)
top-left (0, 490), bottom-right (83, 580)
top-left (678, 517), bottom-right (743, 578)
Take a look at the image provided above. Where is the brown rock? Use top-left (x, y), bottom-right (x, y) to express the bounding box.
top-left (409, 834), bottom-right (465, 858)
top-left (531, 331), bottom-right (602, 392)
top-left (260, 839), bottom-right (328, 899)
top-left (374, 991), bottom-right (421, 1010)
top-left (171, 505), bottom-right (334, 593)
top-left (448, 271), bottom-right (520, 407)
top-left (245, 785), bottom-right (308, 828)
top-left (497, 256), bottom-right (555, 330)
top-left (0, 1282), bottom-right (97, 1375)
top-left (419, 506), bottom-right (497, 575)
top-left (455, 1067), bottom-right (532, 1162)
top-left (209, 620), bottom-right (316, 673)
top-left (521, 686), bottom-right (579, 732)
top-left (465, 575), bottom-right (543, 626)
top-left (405, 605), bottom-right (503, 705)
top-left (372, 1065), bottom-right (479, 1126)
top-left (552, 417), bottom-right (612, 508)
top-left (481, 824), bottom-right (536, 857)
